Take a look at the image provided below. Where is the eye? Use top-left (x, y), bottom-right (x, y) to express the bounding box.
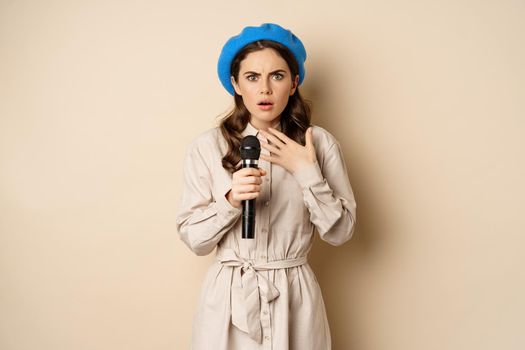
top-left (272, 73), bottom-right (284, 80)
top-left (246, 75), bottom-right (258, 81)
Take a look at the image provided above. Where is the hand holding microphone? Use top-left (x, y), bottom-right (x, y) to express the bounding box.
top-left (225, 136), bottom-right (264, 239)
top-left (226, 167), bottom-right (266, 208)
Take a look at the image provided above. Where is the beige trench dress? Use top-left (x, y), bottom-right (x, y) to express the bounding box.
top-left (176, 121), bottom-right (357, 350)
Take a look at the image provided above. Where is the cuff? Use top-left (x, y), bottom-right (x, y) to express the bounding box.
top-left (216, 188), bottom-right (242, 220)
top-left (292, 161), bottom-right (325, 189)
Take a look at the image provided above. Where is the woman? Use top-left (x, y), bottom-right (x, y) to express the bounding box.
top-left (176, 23), bottom-right (357, 350)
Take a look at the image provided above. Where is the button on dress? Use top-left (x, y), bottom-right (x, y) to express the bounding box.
top-left (176, 121), bottom-right (357, 350)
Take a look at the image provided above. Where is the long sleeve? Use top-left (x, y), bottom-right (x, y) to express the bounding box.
top-left (183, 124), bottom-right (351, 349)
top-left (175, 142), bottom-right (241, 256)
top-left (292, 140), bottom-right (357, 246)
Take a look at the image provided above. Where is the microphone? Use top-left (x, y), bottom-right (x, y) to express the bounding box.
top-left (240, 135), bottom-right (261, 239)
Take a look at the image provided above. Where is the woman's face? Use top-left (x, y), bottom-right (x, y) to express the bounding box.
top-left (231, 48), bottom-right (299, 129)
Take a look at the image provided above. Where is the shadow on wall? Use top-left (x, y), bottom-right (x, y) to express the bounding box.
top-left (304, 50), bottom-right (381, 350)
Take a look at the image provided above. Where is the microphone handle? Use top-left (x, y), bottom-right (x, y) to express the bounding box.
top-left (242, 162), bottom-right (258, 239)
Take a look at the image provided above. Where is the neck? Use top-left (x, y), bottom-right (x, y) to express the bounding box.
top-left (250, 117), bottom-right (280, 131)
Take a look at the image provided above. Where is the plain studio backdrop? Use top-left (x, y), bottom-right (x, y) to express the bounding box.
top-left (1, 0), bottom-right (524, 349)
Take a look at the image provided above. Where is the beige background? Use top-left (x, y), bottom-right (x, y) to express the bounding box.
top-left (1, 0), bottom-right (524, 349)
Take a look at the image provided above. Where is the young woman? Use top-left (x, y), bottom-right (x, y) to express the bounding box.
top-left (176, 23), bottom-right (357, 350)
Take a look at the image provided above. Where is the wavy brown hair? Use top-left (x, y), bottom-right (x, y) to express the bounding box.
top-left (219, 40), bottom-right (312, 173)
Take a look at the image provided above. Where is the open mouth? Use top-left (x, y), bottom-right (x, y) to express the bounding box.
top-left (258, 101), bottom-right (274, 110)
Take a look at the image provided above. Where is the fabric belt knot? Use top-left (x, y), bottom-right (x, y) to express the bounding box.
top-left (217, 248), bottom-right (308, 344)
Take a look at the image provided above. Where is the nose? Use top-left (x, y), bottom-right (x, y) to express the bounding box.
top-left (260, 78), bottom-right (272, 95)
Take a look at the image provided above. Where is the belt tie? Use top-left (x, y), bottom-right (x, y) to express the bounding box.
top-left (217, 248), bottom-right (308, 344)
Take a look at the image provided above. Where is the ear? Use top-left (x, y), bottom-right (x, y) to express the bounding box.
top-left (231, 76), bottom-right (242, 96)
top-left (290, 75), bottom-right (300, 96)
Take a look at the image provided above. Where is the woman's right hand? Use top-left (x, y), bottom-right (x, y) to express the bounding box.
top-left (226, 167), bottom-right (267, 208)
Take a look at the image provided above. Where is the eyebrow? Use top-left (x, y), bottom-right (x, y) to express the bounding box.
top-left (243, 69), bottom-right (288, 76)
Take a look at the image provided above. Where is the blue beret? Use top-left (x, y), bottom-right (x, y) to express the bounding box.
top-left (217, 23), bottom-right (307, 95)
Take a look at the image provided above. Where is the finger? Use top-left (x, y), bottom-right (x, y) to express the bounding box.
top-left (268, 127), bottom-right (293, 144)
top-left (238, 176), bottom-right (262, 185)
top-left (234, 175), bottom-right (261, 187)
top-left (237, 184), bottom-right (260, 193)
top-left (261, 140), bottom-right (281, 155)
top-left (259, 129), bottom-right (287, 148)
top-left (236, 192), bottom-right (259, 201)
top-left (260, 154), bottom-right (281, 165)
top-left (235, 167), bottom-right (262, 177)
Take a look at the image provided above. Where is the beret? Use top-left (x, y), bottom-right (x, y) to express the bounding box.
top-left (217, 23), bottom-right (307, 95)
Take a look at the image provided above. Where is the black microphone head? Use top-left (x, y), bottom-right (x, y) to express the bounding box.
top-left (240, 135), bottom-right (261, 160)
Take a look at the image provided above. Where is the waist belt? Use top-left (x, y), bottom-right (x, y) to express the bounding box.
top-left (216, 248), bottom-right (308, 344)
